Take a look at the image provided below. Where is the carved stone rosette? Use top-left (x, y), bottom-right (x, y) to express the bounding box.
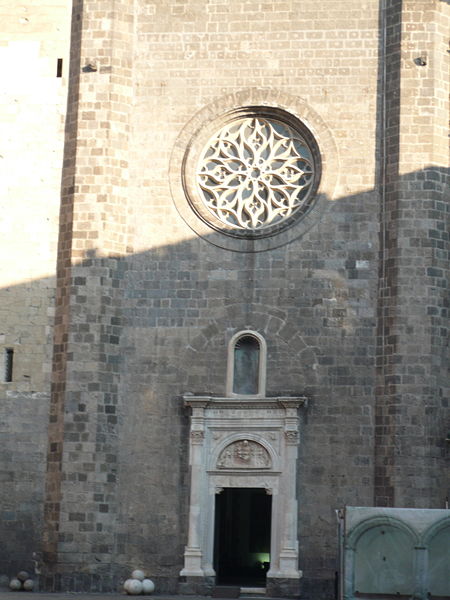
top-left (196, 117), bottom-right (316, 231)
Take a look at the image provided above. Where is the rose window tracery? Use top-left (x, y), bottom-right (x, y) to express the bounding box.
top-left (196, 116), bottom-right (316, 231)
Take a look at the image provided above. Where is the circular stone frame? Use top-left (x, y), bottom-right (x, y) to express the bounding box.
top-left (170, 89), bottom-right (339, 252)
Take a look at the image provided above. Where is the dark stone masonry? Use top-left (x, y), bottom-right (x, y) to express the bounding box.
top-left (0, 1), bottom-right (448, 598)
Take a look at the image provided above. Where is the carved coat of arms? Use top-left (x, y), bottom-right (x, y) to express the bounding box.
top-left (216, 439), bottom-right (271, 469)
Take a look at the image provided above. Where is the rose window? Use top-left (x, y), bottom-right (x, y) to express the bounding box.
top-left (196, 116), bottom-right (316, 231)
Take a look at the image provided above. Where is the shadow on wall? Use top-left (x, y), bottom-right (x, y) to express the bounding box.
top-left (0, 165), bottom-right (448, 593)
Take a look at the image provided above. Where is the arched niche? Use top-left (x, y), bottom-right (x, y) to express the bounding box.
top-left (226, 330), bottom-right (267, 398)
top-left (350, 520), bottom-right (416, 595)
top-left (422, 518), bottom-right (450, 597)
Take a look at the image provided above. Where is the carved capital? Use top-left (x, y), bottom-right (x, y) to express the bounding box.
top-left (284, 430), bottom-right (299, 444)
top-left (184, 394), bottom-right (210, 410)
top-left (190, 430), bottom-right (204, 443)
top-left (278, 396), bottom-right (308, 409)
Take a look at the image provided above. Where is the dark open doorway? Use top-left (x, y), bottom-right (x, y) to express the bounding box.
top-left (214, 488), bottom-right (271, 586)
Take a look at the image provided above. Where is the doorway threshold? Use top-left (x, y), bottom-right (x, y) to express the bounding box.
top-left (240, 586), bottom-right (266, 595)
top-left (212, 586), bottom-right (241, 598)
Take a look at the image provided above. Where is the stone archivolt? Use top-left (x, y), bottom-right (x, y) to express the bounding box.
top-left (196, 117), bottom-right (315, 231)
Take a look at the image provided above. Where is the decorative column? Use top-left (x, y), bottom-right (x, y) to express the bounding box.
top-left (265, 397), bottom-right (306, 598)
top-left (180, 396), bottom-right (209, 577)
top-left (278, 398), bottom-right (305, 578)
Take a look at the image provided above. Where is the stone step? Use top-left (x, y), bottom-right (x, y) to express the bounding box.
top-left (212, 586), bottom-right (241, 598)
top-left (240, 587), bottom-right (266, 596)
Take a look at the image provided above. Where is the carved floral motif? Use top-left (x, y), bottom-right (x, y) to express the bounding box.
top-left (196, 117), bottom-right (315, 230)
top-left (216, 439), bottom-right (271, 469)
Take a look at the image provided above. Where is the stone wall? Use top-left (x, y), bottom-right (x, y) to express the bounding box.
top-left (0, 0), bottom-right (448, 597)
top-left (374, 0), bottom-right (450, 509)
top-left (0, 0), bottom-right (70, 579)
top-left (42, 0), bottom-right (134, 591)
top-left (119, 0), bottom-right (382, 594)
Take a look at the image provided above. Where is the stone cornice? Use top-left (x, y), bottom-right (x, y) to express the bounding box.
top-left (183, 394), bottom-right (308, 410)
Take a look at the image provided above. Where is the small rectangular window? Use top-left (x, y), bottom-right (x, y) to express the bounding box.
top-left (4, 348), bottom-right (13, 382)
top-left (56, 58), bottom-right (63, 78)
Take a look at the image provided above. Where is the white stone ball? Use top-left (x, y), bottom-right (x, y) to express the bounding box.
top-left (123, 578), bottom-right (133, 592)
top-left (142, 579), bottom-right (155, 595)
top-left (127, 579), bottom-right (143, 595)
top-left (9, 578), bottom-right (22, 590)
top-left (23, 579), bottom-right (34, 591)
top-left (17, 571), bottom-right (29, 582)
top-left (131, 569), bottom-right (145, 581)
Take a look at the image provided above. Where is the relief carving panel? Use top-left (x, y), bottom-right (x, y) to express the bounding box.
top-left (216, 439), bottom-right (271, 470)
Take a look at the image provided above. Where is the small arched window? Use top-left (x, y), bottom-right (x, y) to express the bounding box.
top-left (233, 335), bottom-right (260, 395)
top-left (226, 330), bottom-right (266, 397)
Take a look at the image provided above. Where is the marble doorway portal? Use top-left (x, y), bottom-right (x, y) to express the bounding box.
top-left (180, 395), bottom-right (307, 597)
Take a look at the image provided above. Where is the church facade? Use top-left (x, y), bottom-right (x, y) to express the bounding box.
top-left (0, 0), bottom-right (448, 597)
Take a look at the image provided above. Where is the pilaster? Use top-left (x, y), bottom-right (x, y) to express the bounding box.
top-left (43, 0), bottom-right (134, 591)
top-left (375, 0), bottom-right (449, 508)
